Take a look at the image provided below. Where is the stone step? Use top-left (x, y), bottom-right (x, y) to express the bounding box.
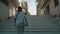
top-left (0, 27), bottom-right (60, 32)
top-left (0, 32), bottom-right (60, 34)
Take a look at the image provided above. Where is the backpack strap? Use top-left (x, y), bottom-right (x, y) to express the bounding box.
top-left (15, 12), bottom-right (20, 23)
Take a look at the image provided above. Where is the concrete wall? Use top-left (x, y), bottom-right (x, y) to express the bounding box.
top-left (0, 1), bottom-right (9, 20)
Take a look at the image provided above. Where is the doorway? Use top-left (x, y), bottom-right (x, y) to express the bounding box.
top-left (44, 5), bottom-right (50, 16)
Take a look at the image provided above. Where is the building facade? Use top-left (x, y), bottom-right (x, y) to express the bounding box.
top-left (21, 0), bottom-right (28, 14)
top-left (8, 0), bottom-right (19, 17)
top-left (37, 0), bottom-right (60, 16)
top-left (0, 0), bottom-right (19, 21)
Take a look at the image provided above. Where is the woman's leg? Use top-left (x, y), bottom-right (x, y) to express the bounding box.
top-left (20, 26), bottom-right (24, 34)
top-left (16, 25), bottom-right (21, 34)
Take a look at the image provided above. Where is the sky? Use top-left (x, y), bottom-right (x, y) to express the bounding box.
top-left (19, 0), bottom-right (37, 15)
top-left (27, 0), bottom-right (37, 15)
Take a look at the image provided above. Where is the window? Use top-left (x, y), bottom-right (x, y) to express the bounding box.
top-left (54, 0), bottom-right (59, 7)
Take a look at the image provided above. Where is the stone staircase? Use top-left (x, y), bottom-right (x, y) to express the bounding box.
top-left (0, 15), bottom-right (60, 34)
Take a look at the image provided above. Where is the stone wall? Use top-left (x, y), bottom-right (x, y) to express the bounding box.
top-left (0, 1), bottom-right (9, 20)
top-left (49, 0), bottom-right (60, 16)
